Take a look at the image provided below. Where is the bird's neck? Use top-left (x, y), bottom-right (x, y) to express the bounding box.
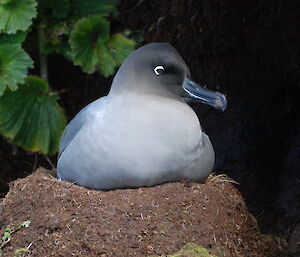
top-left (109, 74), bottom-right (184, 103)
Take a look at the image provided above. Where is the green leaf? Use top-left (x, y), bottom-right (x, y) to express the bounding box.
top-left (96, 44), bottom-right (116, 77)
top-left (70, 0), bottom-right (120, 19)
top-left (2, 231), bottom-right (11, 241)
top-left (20, 220), bottom-right (31, 228)
top-left (96, 34), bottom-right (136, 77)
top-left (0, 0), bottom-right (37, 34)
top-left (0, 30), bottom-right (28, 44)
top-left (0, 44), bottom-right (33, 95)
top-left (14, 248), bottom-right (27, 257)
top-left (0, 76), bottom-right (67, 155)
top-left (70, 15), bottom-right (109, 73)
top-left (4, 227), bottom-right (11, 232)
top-left (70, 16), bottom-right (137, 77)
top-left (107, 33), bottom-right (136, 65)
top-left (95, 34), bottom-right (135, 77)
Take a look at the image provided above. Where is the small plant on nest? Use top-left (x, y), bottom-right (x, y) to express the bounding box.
top-left (0, 220), bottom-right (31, 256)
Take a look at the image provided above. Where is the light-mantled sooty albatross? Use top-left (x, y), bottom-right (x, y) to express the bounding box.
top-left (57, 42), bottom-right (227, 190)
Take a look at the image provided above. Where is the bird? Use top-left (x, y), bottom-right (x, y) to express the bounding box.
top-left (57, 42), bottom-right (227, 190)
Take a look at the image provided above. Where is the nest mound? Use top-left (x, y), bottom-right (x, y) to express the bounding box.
top-left (0, 169), bottom-right (287, 256)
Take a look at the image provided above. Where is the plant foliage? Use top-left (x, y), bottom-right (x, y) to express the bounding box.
top-left (0, 44), bottom-right (33, 95)
top-left (0, 220), bottom-right (31, 255)
top-left (70, 15), bottom-right (136, 76)
top-left (0, 0), bottom-right (37, 34)
top-left (0, 30), bottom-right (28, 44)
top-left (0, 76), bottom-right (67, 155)
top-left (0, 0), bottom-right (140, 155)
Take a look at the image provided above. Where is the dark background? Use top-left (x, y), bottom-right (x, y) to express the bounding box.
top-left (0, 0), bottom-right (299, 239)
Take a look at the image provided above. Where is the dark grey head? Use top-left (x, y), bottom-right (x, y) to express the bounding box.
top-left (128, 43), bottom-right (189, 86)
top-left (110, 42), bottom-right (227, 111)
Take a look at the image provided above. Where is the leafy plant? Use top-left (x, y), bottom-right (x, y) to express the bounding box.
top-left (0, 220), bottom-right (31, 256)
top-left (0, 44), bottom-right (33, 95)
top-left (0, 0), bottom-right (37, 34)
top-left (70, 15), bottom-right (135, 76)
top-left (14, 248), bottom-right (27, 257)
top-left (0, 76), bottom-right (66, 155)
top-left (0, 0), bottom-right (139, 155)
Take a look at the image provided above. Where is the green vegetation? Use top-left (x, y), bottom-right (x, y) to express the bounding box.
top-left (0, 76), bottom-right (66, 155)
top-left (0, 220), bottom-right (31, 256)
top-left (149, 243), bottom-right (220, 257)
top-left (0, 0), bottom-right (138, 155)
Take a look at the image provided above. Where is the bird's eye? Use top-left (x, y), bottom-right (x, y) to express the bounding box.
top-left (154, 65), bottom-right (165, 76)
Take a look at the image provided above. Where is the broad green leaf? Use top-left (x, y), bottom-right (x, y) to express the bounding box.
top-left (70, 0), bottom-right (119, 18)
top-left (108, 33), bottom-right (136, 65)
top-left (70, 15), bottom-right (137, 76)
top-left (0, 0), bottom-right (37, 34)
top-left (96, 34), bottom-right (135, 77)
top-left (96, 44), bottom-right (116, 77)
top-left (0, 44), bottom-right (33, 95)
top-left (70, 15), bottom-right (109, 73)
top-left (0, 76), bottom-right (67, 155)
top-left (70, 16), bottom-right (136, 76)
top-left (0, 30), bottom-right (28, 44)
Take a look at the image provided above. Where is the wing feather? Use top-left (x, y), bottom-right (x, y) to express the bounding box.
top-left (58, 97), bottom-right (106, 158)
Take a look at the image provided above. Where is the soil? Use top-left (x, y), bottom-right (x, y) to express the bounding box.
top-left (0, 169), bottom-right (287, 257)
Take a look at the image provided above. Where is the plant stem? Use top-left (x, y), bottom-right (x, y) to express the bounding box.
top-left (38, 25), bottom-right (48, 80)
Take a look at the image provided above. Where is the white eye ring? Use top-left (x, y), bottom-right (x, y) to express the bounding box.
top-left (154, 65), bottom-right (164, 76)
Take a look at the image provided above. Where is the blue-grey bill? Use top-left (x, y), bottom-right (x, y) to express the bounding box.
top-left (182, 78), bottom-right (227, 111)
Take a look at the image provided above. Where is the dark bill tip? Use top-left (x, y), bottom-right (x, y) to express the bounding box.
top-left (182, 78), bottom-right (227, 111)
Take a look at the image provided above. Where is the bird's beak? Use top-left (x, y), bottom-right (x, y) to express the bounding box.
top-left (182, 78), bottom-right (227, 111)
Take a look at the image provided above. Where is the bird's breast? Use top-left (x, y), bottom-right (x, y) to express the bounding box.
top-left (82, 97), bottom-right (203, 173)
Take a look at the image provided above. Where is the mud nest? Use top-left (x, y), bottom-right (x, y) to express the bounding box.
top-left (0, 169), bottom-right (287, 256)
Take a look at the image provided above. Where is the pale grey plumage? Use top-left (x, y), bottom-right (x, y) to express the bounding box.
top-left (58, 100), bottom-right (102, 158)
top-left (57, 43), bottom-right (226, 190)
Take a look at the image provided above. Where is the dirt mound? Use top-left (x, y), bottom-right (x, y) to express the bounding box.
top-left (0, 169), bottom-right (286, 257)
